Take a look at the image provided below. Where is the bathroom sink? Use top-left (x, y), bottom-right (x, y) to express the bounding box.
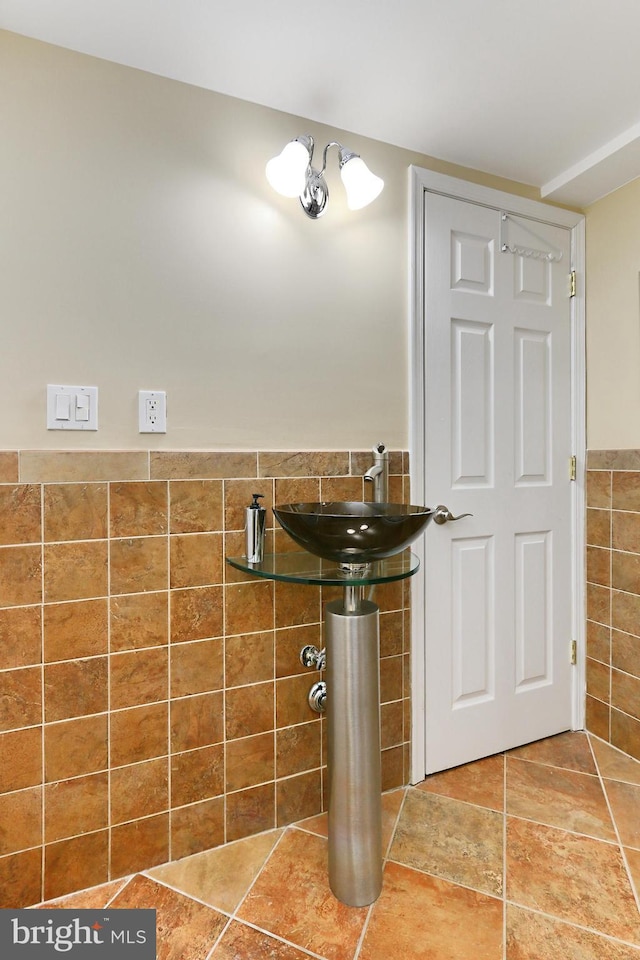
top-left (273, 501), bottom-right (433, 564)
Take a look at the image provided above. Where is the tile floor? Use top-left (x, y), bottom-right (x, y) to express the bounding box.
top-left (35, 731), bottom-right (640, 959)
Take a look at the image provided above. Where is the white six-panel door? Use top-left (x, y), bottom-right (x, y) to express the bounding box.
top-left (421, 190), bottom-right (576, 774)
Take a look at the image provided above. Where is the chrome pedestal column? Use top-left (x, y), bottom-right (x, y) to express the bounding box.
top-left (325, 585), bottom-right (382, 907)
top-left (225, 551), bottom-right (422, 909)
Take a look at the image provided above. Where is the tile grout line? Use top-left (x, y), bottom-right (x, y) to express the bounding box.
top-left (351, 903), bottom-right (375, 960)
top-left (222, 825), bottom-right (333, 960)
top-left (352, 787), bottom-right (409, 960)
top-left (413, 785), bottom-right (503, 815)
top-left (103, 875), bottom-right (133, 909)
top-left (383, 786), bottom-right (408, 860)
top-left (134, 870), bottom-right (237, 960)
top-left (587, 733), bottom-right (640, 916)
top-left (507, 752), bottom-right (601, 778)
top-left (229, 825), bottom-right (288, 920)
top-left (137, 869), bottom-right (229, 914)
top-left (502, 897), bottom-right (640, 952)
top-left (383, 848), bottom-right (504, 904)
top-left (216, 916), bottom-right (330, 960)
top-left (503, 810), bottom-right (622, 847)
top-left (139, 829), bottom-right (285, 916)
top-left (220, 917), bottom-right (328, 960)
top-left (203, 915), bottom-right (233, 960)
top-left (589, 734), bottom-right (640, 786)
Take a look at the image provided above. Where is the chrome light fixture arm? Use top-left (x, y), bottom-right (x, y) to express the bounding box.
top-left (318, 141), bottom-right (355, 175)
top-left (299, 142), bottom-right (356, 219)
top-left (299, 140), bottom-right (344, 220)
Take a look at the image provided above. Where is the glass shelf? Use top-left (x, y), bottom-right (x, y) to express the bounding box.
top-left (226, 550), bottom-right (420, 587)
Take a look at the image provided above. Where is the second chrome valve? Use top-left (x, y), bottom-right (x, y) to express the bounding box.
top-left (308, 681), bottom-right (327, 713)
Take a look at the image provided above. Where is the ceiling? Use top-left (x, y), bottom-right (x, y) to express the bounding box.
top-left (2, 0), bottom-right (640, 207)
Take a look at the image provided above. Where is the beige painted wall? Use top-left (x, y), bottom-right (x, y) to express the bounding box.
top-left (1, 29), bottom-right (542, 450)
top-left (586, 178), bottom-right (640, 449)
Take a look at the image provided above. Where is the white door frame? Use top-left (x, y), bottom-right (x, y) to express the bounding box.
top-left (408, 166), bottom-right (586, 784)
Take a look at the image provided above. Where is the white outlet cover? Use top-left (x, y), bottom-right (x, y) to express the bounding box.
top-left (138, 390), bottom-right (167, 433)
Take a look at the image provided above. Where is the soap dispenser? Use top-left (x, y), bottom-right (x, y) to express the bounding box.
top-left (244, 493), bottom-right (266, 563)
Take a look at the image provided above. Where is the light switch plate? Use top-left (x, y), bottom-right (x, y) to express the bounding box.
top-left (47, 385), bottom-right (98, 430)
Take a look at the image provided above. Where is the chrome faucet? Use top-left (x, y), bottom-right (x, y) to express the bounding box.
top-left (364, 442), bottom-right (389, 503)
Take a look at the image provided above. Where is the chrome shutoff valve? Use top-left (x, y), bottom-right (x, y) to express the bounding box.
top-left (300, 644), bottom-right (326, 670)
top-left (308, 681), bottom-right (327, 714)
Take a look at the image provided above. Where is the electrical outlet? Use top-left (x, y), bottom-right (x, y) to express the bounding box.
top-left (138, 390), bottom-right (167, 433)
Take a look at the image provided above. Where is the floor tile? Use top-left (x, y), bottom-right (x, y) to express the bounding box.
top-left (36, 879), bottom-right (130, 909)
top-left (359, 860), bottom-right (503, 960)
top-left (211, 920), bottom-right (315, 959)
top-left (237, 828), bottom-right (367, 960)
top-left (604, 779), bottom-right (640, 848)
top-left (506, 817), bottom-right (640, 943)
top-left (296, 810), bottom-right (328, 837)
top-left (506, 756), bottom-right (616, 840)
top-left (624, 848), bottom-right (640, 901)
top-left (508, 731), bottom-right (597, 774)
top-left (506, 904), bottom-right (640, 959)
top-left (297, 788), bottom-right (405, 853)
top-left (591, 736), bottom-right (640, 785)
top-left (26, 732), bottom-right (640, 959)
top-left (417, 753), bottom-right (504, 811)
top-left (380, 787), bottom-right (406, 852)
top-left (109, 874), bottom-right (228, 960)
top-left (147, 830), bottom-right (281, 913)
top-left (389, 788), bottom-right (503, 896)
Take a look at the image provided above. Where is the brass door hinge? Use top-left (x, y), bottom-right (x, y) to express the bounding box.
top-left (569, 455), bottom-right (577, 481)
top-left (570, 640), bottom-right (577, 665)
top-left (570, 270), bottom-right (577, 298)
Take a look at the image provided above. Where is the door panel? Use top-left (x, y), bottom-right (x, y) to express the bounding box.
top-left (451, 230), bottom-right (494, 294)
top-left (451, 535), bottom-right (494, 705)
top-left (514, 530), bottom-right (551, 688)
top-left (451, 318), bottom-right (493, 486)
top-left (423, 192), bottom-right (573, 774)
top-left (514, 329), bottom-right (550, 483)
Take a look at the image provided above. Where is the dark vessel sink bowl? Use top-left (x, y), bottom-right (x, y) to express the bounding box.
top-left (273, 502), bottom-right (433, 564)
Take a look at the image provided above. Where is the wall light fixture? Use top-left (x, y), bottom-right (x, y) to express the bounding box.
top-left (266, 134), bottom-right (384, 219)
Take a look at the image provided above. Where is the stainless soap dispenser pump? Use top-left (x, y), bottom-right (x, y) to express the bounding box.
top-left (244, 493), bottom-right (266, 563)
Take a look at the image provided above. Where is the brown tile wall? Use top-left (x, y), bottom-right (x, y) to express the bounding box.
top-left (586, 450), bottom-right (640, 762)
top-left (0, 449), bottom-right (412, 907)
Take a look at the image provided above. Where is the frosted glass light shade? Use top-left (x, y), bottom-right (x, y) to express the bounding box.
top-left (340, 156), bottom-right (384, 210)
top-left (265, 140), bottom-right (310, 198)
